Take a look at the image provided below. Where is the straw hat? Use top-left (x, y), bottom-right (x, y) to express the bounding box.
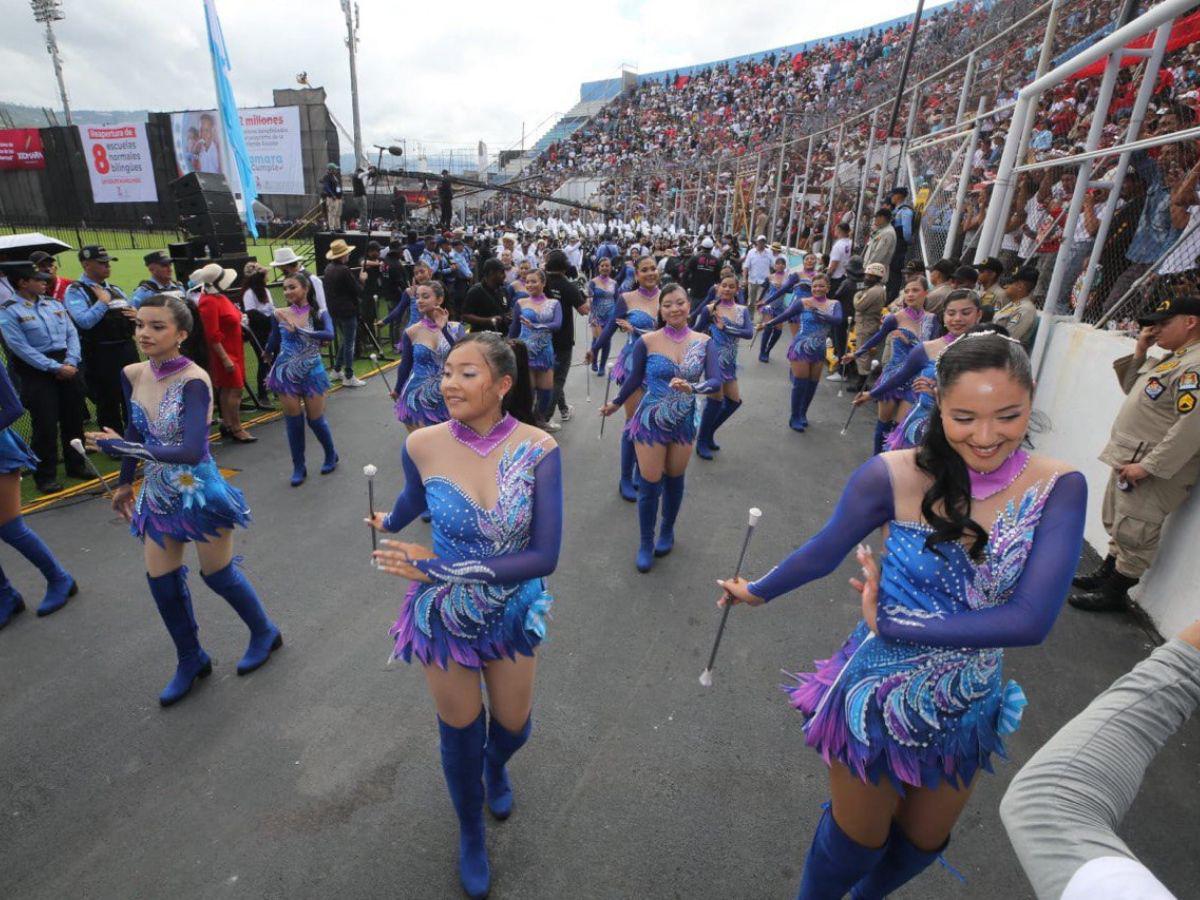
top-left (325, 238), bottom-right (354, 261)
top-left (193, 263), bottom-right (237, 291)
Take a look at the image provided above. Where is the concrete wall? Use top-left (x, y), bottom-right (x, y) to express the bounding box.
top-left (1033, 321), bottom-right (1199, 637)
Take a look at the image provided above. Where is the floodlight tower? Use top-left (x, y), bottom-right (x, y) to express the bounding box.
top-left (30, 0), bottom-right (72, 125)
top-left (339, 0), bottom-right (364, 167)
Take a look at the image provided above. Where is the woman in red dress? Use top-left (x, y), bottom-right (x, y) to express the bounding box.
top-left (194, 264), bottom-right (256, 443)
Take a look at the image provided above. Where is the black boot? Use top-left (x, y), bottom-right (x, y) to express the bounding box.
top-left (1069, 570), bottom-right (1138, 613)
top-left (1072, 554), bottom-right (1115, 590)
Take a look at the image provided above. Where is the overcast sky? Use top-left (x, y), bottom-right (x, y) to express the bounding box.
top-left (3, 0), bottom-right (924, 154)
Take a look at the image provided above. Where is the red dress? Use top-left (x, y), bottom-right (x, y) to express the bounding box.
top-left (199, 292), bottom-right (246, 389)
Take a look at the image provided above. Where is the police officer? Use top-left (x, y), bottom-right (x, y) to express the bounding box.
top-left (1072, 296), bottom-right (1200, 612)
top-left (63, 246), bottom-right (138, 434)
top-left (131, 250), bottom-right (183, 308)
top-left (993, 266), bottom-right (1040, 350)
top-left (0, 261), bottom-right (86, 493)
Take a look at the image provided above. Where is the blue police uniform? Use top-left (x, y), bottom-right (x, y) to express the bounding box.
top-left (131, 277), bottom-right (184, 308)
top-left (0, 285), bottom-right (87, 486)
top-left (64, 275), bottom-right (139, 432)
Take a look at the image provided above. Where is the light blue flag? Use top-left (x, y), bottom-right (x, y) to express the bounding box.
top-left (203, 0), bottom-right (259, 238)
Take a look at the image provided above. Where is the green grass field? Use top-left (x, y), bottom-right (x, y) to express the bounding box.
top-left (8, 227), bottom-right (385, 508)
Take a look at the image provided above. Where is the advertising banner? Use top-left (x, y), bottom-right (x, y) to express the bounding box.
top-left (78, 123), bottom-right (158, 203)
top-left (170, 105), bottom-right (304, 195)
top-left (0, 129), bottom-right (46, 170)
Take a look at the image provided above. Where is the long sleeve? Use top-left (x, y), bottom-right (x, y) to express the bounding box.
top-left (591, 297), bottom-right (627, 354)
top-left (0, 364), bottom-right (25, 431)
top-left (749, 455), bottom-right (896, 602)
top-left (393, 332), bottom-right (415, 390)
top-left (760, 272), bottom-right (799, 309)
top-left (381, 293), bottom-right (411, 326)
top-left (810, 300), bottom-right (843, 326)
top-left (382, 443), bottom-right (427, 532)
top-left (0, 311), bottom-right (61, 372)
top-left (265, 316), bottom-right (281, 356)
top-left (763, 296), bottom-right (805, 329)
top-left (97, 376), bottom-right (212, 468)
top-left (63, 283), bottom-right (109, 330)
top-left (507, 308), bottom-right (522, 338)
top-left (1000, 639), bottom-right (1200, 900)
top-left (64, 316), bottom-right (81, 366)
top-left (854, 314), bottom-right (899, 356)
top-left (531, 301), bottom-right (562, 332)
top-left (412, 448), bottom-right (564, 585)
top-left (869, 344), bottom-right (930, 400)
top-left (692, 339), bottom-right (723, 394)
top-left (693, 304), bottom-right (713, 334)
top-left (726, 306), bottom-right (755, 339)
top-left (1139, 383), bottom-right (1200, 479)
top-left (112, 373), bottom-right (144, 485)
top-left (297, 310), bottom-right (335, 342)
top-left (876, 472), bottom-right (1088, 648)
top-left (611, 338), bottom-right (648, 407)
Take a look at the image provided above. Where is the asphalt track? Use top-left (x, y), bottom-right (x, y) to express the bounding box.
top-left (3, 338), bottom-right (1199, 900)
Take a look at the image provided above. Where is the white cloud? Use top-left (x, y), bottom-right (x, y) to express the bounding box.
top-left (4, 0), bottom-right (923, 150)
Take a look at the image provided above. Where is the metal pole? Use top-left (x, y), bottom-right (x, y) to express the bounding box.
top-left (798, 135), bottom-right (814, 234)
top-left (854, 111), bottom-right (879, 248)
top-left (945, 100), bottom-right (986, 260)
top-left (341, 1), bottom-right (364, 167)
top-left (955, 52), bottom-right (977, 127)
top-left (44, 19), bottom-right (72, 125)
top-left (896, 86), bottom-right (922, 186)
top-left (886, 0), bottom-right (927, 140)
top-left (769, 136), bottom-right (787, 241)
top-left (710, 160), bottom-right (721, 234)
top-left (1036, 0), bottom-right (1064, 78)
top-left (824, 124), bottom-right (845, 249)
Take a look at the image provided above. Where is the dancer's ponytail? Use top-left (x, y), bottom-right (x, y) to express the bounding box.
top-left (449, 331), bottom-right (537, 425)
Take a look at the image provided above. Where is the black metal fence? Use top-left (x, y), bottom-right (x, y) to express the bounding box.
top-left (0, 221), bottom-right (186, 253)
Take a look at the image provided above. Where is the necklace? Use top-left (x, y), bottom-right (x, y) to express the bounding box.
top-left (900, 305), bottom-right (924, 322)
top-left (968, 448), bottom-right (1030, 500)
top-left (150, 355), bottom-right (190, 381)
top-left (663, 324), bottom-right (690, 343)
top-left (288, 303), bottom-right (310, 317)
top-left (449, 413), bottom-right (518, 457)
top-left (637, 286), bottom-right (659, 299)
top-left (528, 293), bottom-right (546, 303)
top-left (420, 316), bottom-right (440, 329)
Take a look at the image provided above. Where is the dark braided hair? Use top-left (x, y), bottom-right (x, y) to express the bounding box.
top-left (916, 326), bottom-right (1031, 561)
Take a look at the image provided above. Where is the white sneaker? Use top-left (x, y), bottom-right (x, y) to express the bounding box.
top-left (560, 405), bottom-right (574, 422)
top-left (826, 372), bottom-right (844, 382)
top-left (542, 421), bottom-right (562, 433)
top-left (330, 371), bottom-right (343, 382)
top-left (344, 376), bottom-right (368, 388)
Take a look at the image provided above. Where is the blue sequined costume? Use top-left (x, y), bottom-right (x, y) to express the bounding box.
top-left (99, 372), bottom-right (250, 547)
top-left (693, 303), bottom-right (755, 381)
top-left (854, 311), bottom-right (939, 403)
top-left (393, 322), bottom-right (464, 427)
top-left (612, 336), bottom-right (722, 446)
top-left (508, 298), bottom-right (561, 371)
top-left (588, 278), bottom-right (617, 329)
top-left (265, 311), bottom-right (333, 398)
top-left (592, 298), bottom-right (658, 385)
top-left (0, 358), bottom-right (37, 473)
top-left (762, 296), bottom-right (844, 364)
top-left (749, 455), bottom-right (1088, 791)
top-left (384, 431), bottom-right (563, 670)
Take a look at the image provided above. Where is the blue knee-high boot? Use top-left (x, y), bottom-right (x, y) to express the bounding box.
top-left (655, 473), bottom-right (685, 557)
top-left (636, 477), bottom-right (663, 573)
top-left (619, 433), bottom-right (639, 502)
top-left (0, 517), bottom-right (76, 616)
top-left (484, 713), bottom-right (532, 820)
top-left (797, 806), bottom-right (888, 900)
top-left (201, 559), bottom-right (282, 675)
top-left (147, 566), bottom-right (212, 706)
top-left (285, 413), bottom-right (307, 486)
top-left (872, 420), bottom-right (895, 456)
top-left (695, 398), bottom-right (723, 460)
top-left (789, 377), bottom-right (807, 432)
top-left (0, 564), bottom-right (25, 630)
top-left (709, 397), bottom-right (742, 451)
top-left (850, 821), bottom-right (953, 899)
top-left (536, 387), bottom-right (555, 422)
top-left (439, 711), bottom-right (491, 899)
top-left (596, 341), bottom-right (611, 374)
top-left (797, 379), bottom-right (819, 429)
top-left (306, 415), bottom-right (338, 474)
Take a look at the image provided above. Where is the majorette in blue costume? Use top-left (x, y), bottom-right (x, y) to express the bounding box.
top-left (692, 275), bottom-right (754, 459)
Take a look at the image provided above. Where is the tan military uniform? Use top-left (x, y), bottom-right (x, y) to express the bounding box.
top-left (853, 283), bottom-right (887, 376)
top-left (993, 295), bottom-right (1039, 348)
top-left (979, 283), bottom-right (1009, 320)
top-left (925, 282), bottom-right (953, 315)
top-left (1099, 340), bottom-right (1200, 577)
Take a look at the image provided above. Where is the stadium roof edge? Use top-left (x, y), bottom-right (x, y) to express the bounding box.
top-left (578, 1), bottom-right (956, 102)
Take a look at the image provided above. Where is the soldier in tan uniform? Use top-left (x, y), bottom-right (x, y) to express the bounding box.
top-left (849, 262), bottom-right (888, 391)
top-left (993, 266), bottom-right (1040, 351)
top-left (976, 256), bottom-right (1009, 320)
top-left (1072, 296), bottom-right (1200, 612)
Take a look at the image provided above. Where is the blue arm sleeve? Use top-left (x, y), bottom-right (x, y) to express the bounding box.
top-left (763, 297), bottom-right (805, 329)
top-left (748, 456), bottom-right (896, 602)
top-left (265, 317), bottom-right (281, 356)
top-left (533, 301), bottom-right (562, 332)
top-left (416, 448), bottom-right (563, 584)
top-left (381, 293), bottom-right (410, 326)
top-left (442, 323), bottom-right (463, 348)
top-left (877, 473), bottom-right (1088, 648)
top-left (869, 344), bottom-right (930, 400)
top-left (0, 313), bottom-right (61, 372)
top-left (811, 300), bottom-right (843, 326)
top-left (113, 373), bottom-right (143, 485)
top-left (611, 338), bottom-right (647, 407)
top-left (0, 364), bottom-right (25, 430)
top-left (507, 308), bottom-right (522, 338)
top-left (63, 284), bottom-right (109, 330)
top-left (393, 332), bottom-right (416, 390)
top-left (760, 273), bottom-right (799, 308)
top-left (592, 297), bottom-right (627, 353)
top-left (382, 443), bottom-right (427, 532)
top-left (98, 376), bottom-right (211, 468)
top-left (855, 314), bottom-right (898, 356)
top-left (299, 311), bottom-right (335, 342)
top-left (726, 306), bottom-right (755, 339)
top-left (693, 304), bottom-right (713, 334)
top-left (692, 338), bottom-right (723, 394)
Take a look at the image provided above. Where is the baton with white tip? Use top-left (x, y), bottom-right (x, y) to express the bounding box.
top-left (363, 463), bottom-right (380, 563)
top-left (367, 353), bottom-right (394, 394)
top-left (700, 507), bottom-right (762, 687)
top-left (599, 365), bottom-right (613, 439)
top-left (69, 438), bottom-right (116, 499)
